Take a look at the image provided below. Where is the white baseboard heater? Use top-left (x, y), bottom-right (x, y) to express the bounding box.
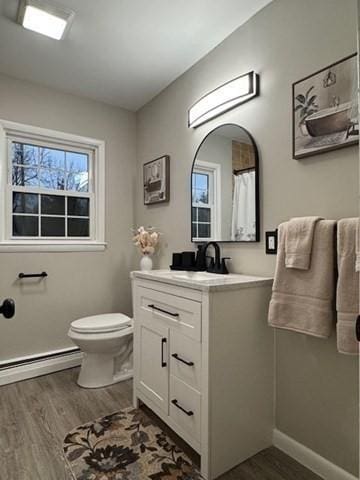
top-left (0, 347), bottom-right (82, 386)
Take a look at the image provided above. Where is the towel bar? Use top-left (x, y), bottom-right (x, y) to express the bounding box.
top-left (18, 272), bottom-right (48, 279)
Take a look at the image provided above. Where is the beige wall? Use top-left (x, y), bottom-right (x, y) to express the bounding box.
top-left (135, 0), bottom-right (359, 475)
top-left (0, 73), bottom-right (136, 361)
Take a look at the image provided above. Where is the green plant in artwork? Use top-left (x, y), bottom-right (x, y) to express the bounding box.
top-left (294, 86), bottom-right (319, 127)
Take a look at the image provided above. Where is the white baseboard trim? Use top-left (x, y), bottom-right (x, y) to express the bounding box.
top-left (0, 351), bottom-right (82, 386)
top-left (273, 429), bottom-right (357, 480)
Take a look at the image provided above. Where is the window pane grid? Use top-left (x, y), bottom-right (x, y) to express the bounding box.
top-left (11, 142), bottom-right (90, 193)
top-left (192, 166), bottom-right (215, 240)
top-left (192, 205), bottom-right (211, 239)
top-left (3, 127), bottom-right (103, 247)
top-left (11, 191), bottom-right (90, 238)
top-left (10, 140), bottom-right (92, 239)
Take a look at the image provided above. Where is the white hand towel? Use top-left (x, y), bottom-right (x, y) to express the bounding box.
top-left (336, 218), bottom-right (359, 355)
top-left (268, 220), bottom-right (336, 338)
top-left (285, 216), bottom-right (323, 270)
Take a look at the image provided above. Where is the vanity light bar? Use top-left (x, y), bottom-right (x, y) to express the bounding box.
top-left (188, 71), bottom-right (259, 128)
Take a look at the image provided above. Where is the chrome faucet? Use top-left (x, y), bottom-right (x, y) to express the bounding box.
top-left (195, 242), bottom-right (230, 274)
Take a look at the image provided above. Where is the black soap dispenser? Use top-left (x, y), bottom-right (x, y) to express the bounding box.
top-left (194, 244), bottom-right (206, 271)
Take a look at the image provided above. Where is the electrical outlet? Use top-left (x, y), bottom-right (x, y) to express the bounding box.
top-left (265, 230), bottom-right (278, 255)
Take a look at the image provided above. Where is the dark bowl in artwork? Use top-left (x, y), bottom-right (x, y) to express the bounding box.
top-left (305, 102), bottom-right (353, 137)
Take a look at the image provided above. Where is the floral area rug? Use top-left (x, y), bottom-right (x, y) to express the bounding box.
top-left (63, 407), bottom-right (203, 480)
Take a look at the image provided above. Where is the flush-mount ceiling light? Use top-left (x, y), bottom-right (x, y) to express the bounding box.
top-left (17, 0), bottom-right (75, 40)
top-left (188, 71), bottom-right (260, 128)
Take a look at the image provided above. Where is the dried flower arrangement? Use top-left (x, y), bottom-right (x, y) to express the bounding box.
top-left (132, 226), bottom-right (160, 256)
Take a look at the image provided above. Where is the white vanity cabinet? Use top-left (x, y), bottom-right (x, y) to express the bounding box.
top-left (131, 270), bottom-right (274, 480)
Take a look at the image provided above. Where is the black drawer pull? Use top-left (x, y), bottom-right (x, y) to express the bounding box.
top-left (171, 399), bottom-right (194, 416)
top-left (148, 304), bottom-right (179, 317)
top-left (172, 353), bottom-right (194, 367)
top-left (161, 338), bottom-right (167, 367)
top-left (19, 272), bottom-right (47, 279)
top-left (356, 315), bottom-right (360, 341)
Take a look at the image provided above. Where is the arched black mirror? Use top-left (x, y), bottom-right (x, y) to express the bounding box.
top-left (191, 123), bottom-right (259, 242)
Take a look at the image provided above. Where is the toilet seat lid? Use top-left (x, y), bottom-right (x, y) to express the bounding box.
top-left (71, 313), bottom-right (132, 334)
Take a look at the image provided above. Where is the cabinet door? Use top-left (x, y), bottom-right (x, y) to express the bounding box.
top-left (138, 321), bottom-right (169, 414)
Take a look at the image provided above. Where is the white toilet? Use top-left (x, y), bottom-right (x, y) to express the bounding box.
top-left (68, 313), bottom-right (133, 389)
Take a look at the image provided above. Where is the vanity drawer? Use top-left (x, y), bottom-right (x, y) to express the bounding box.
top-left (136, 286), bottom-right (201, 341)
top-left (169, 375), bottom-right (201, 443)
top-left (170, 331), bottom-right (201, 392)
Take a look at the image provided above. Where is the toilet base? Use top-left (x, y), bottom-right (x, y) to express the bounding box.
top-left (77, 352), bottom-right (133, 389)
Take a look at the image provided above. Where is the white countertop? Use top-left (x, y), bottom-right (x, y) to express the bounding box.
top-left (131, 269), bottom-right (273, 292)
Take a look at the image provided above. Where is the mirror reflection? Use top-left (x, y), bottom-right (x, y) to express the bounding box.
top-left (191, 124), bottom-right (259, 242)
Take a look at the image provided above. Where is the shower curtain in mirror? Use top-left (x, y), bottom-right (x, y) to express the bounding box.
top-left (231, 170), bottom-right (256, 241)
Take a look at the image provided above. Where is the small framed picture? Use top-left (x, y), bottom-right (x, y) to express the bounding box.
top-left (292, 53), bottom-right (358, 159)
top-left (143, 155), bottom-right (170, 205)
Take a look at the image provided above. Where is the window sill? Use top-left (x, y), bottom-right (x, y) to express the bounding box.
top-left (0, 241), bottom-right (107, 252)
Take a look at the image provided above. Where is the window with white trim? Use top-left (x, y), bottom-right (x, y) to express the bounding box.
top-left (0, 121), bottom-right (105, 251)
top-left (191, 162), bottom-right (220, 241)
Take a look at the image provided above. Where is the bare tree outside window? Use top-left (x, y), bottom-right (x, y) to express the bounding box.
top-left (11, 141), bottom-right (91, 238)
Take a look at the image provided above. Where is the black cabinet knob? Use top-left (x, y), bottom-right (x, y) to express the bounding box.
top-left (0, 299), bottom-right (15, 319)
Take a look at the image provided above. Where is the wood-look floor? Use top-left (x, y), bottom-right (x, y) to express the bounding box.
top-left (0, 367), bottom-right (322, 480)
